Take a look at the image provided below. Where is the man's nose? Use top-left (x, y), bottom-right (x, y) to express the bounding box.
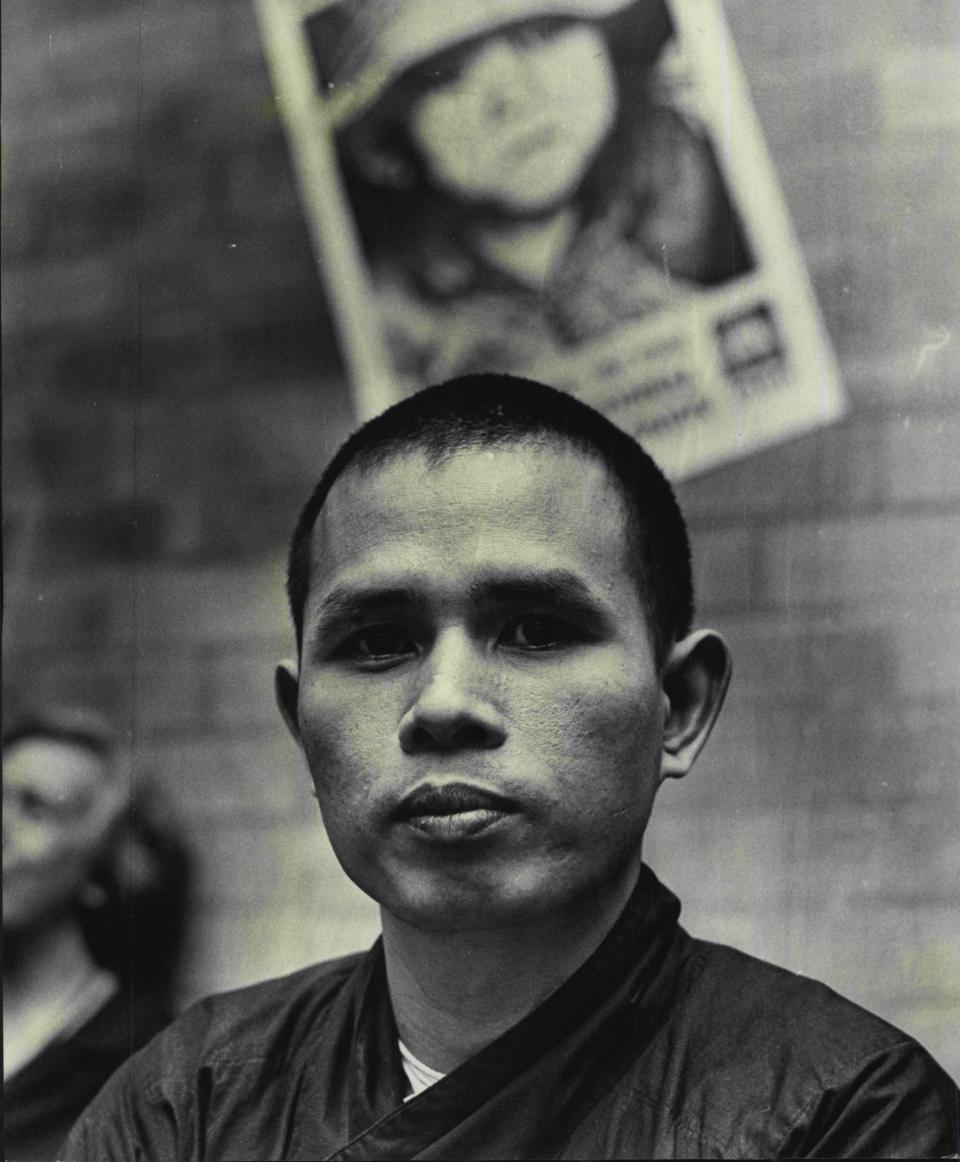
top-left (397, 633), bottom-right (506, 754)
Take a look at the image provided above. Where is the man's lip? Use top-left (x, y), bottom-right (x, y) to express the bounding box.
top-left (393, 782), bottom-right (518, 822)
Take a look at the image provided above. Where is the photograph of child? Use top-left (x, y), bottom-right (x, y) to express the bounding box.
top-left (306, 0), bottom-right (753, 387)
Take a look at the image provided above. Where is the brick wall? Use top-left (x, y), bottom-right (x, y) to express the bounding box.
top-left (1, 0), bottom-right (380, 998)
top-left (654, 0), bottom-right (960, 1077)
top-left (3, 0), bottom-right (958, 1077)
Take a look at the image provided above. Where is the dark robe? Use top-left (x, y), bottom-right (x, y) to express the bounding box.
top-left (61, 868), bottom-right (958, 1159)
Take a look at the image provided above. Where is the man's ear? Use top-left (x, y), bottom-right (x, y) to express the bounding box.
top-left (659, 629), bottom-right (731, 781)
top-left (275, 660), bottom-right (302, 747)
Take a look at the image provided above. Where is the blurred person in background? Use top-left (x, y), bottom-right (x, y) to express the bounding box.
top-left (309, 0), bottom-right (752, 383)
top-left (3, 710), bottom-right (190, 1162)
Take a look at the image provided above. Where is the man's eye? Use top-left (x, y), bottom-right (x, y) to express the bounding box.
top-left (345, 625), bottom-right (416, 662)
top-left (500, 614), bottom-right (577, 651)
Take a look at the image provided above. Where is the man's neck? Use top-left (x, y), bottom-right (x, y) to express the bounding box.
top-left (380, 873), bottom-right (636, 1075)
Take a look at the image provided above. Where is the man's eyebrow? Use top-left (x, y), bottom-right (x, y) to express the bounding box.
top-left (467, 572), bottom-right (610, 619)
top-left (307, 571), bottom-right (612, 641)
top-left (310, 586), bottom-right (420, 635)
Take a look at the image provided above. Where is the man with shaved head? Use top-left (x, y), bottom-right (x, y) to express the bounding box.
top-left (65, 377), bottom-right (956, 1159)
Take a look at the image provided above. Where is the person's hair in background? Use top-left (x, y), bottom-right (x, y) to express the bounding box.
top-left (3, 708), bottom-right (191, 1162)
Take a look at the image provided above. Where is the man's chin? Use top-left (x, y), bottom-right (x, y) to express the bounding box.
top-left (370, 863), bottom-right (597, 935)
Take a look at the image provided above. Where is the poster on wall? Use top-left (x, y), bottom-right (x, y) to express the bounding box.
top-left (258, 0), bottom-right (846, 479)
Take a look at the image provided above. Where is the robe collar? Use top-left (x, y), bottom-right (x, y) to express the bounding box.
top-left (292, 865), bottom-right (687, 1160)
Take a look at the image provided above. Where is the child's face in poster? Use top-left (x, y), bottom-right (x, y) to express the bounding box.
top-left (407, 20), bottom-right (617, 215)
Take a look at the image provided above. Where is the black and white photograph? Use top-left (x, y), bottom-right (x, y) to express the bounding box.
top-left (3, 1), bottom-right (958, 1158)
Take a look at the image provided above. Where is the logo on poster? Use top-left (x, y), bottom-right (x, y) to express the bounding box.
top-left (715, 302), bottom-right (787, 392)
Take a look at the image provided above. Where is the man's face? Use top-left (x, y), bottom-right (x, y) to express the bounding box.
top-left (407, 20), bottom-right (617, 216)
top-left (289, 444), bottom-right (668, 931)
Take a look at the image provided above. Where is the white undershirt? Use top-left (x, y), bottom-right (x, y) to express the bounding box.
top-left (398, 1038), bottom-right (447, 1099)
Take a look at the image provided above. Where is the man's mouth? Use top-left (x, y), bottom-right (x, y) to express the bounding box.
top-left (394, 783), bottom-right (518, 839)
